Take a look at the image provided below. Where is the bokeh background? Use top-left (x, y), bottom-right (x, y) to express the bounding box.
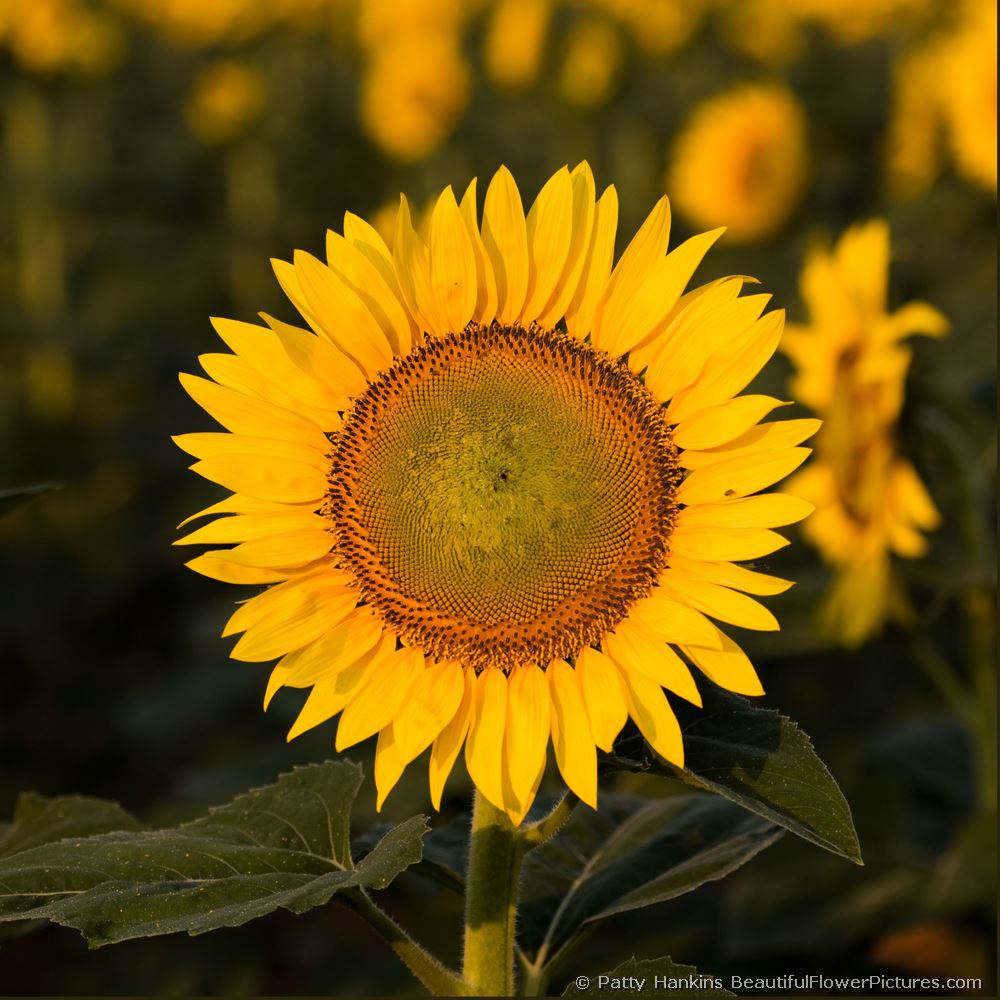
top-left (1, 0), bottom-right (995, 994)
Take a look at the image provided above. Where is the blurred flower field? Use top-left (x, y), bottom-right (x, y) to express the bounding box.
top-left (0, 0), bottom-right (995, 995)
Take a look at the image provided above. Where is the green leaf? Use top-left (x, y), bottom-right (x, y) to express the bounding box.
top-left (0, 483), bottom-right (60, 518)
top-left (561, 956), bottom-right (734, 996)
top-left (519, 793), bottom-right (781, 971)
top-left (0, 793), bottom-right (144, 858)
top-left (0, 761), bottom-right (427, 947)
top-left (355, 813), bottom-right (469, 894)
top-left (607, 686), bottom-right (862, 864)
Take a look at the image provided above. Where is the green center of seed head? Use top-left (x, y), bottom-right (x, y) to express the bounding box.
top-left (327, 325), bottom-right (679, 669)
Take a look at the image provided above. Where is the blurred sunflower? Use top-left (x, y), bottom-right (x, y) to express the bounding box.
top-left (936, 0), bottom-right (996, 193)
top-left (782, 221), bottom-right (948, 647)
top-left (177, 164), bottom-right (816, 823)
top-left (183, 60), bottom-right (266, 144)
top-left (668, 83), bottom-right (810, 244)
top-left (887, 0), bottom-right (997, 197)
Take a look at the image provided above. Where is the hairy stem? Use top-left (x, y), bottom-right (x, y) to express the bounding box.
top-left (343, 888), bottom-right (468, 996)
top-left (463, 792), bottom-right (524, 996)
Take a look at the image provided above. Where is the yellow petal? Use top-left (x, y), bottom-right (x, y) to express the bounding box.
top-left (185, 552), bottom-right (293, 585)
top-left (210, 317), bottom-right (352, 418)
top-left (293, 250), bottom-right (394, 377)
top-left (676, 494), bottom-right (814, 529)
top-left (672, 396), bottom-right (789, 451)
top-left (503, 663), bottom-right (551, 811)
top-left (179, 373), bottom-right (327, 450)
top-left (231, 587), bottom-right (357, 662)
top-left (666, 310), bottom-right (785, 423)
top-left (393, 659), bottom-right (466, 763)
top-left (275, 606), bottom-right (383, 690)
top-left (374, 724), bottom-right (406, 810)
top-left (681, 630), bottom-right (764, 697)
top-left (284, 633), bottom-right (395, 738)
top-left (680, 419), bottom-right (820, 470)
top-left (190, 454), bottom-right (328, 505)
top-left (429, 667), bottom-right (476, 809)
top-left (669, 524), bottom-right (790, 562)
top-left (626, 592), bottom-right (723, 648)
top-left (223, 570), bottom-right (350, 637)
top-left (177, 492), bottom-right (293, 528)
top-left (464, 668), bottom-right (509, 810)
top-left (659, 572), bottom-right (780, 632)
top-left (882, 300), bottom-right (949, 342)
top-left (459, 178), bottom-right (499, 324)
top-left (665, 554), bottom-right (794, 596)
top-left (522, 166), bottom-right (574, 322)
top-left (602, 618), bottom-right (701, 706)
top-left (393, 194), bottom-right (445, 336)
top-left (428, 185), bottom-right (478, 332)
top-left (575, 645), bottom-right (628, 752)
top-left (336, 646), bottom-right (424, 750)
top-left (176, 511), bottom-right (327, 546)
top-left (591, 195), bottom-right (670, 353)
top-left (535, 162), bottom-right (596, 328)
top-left (564, 185), bottom-right (618, 340)
top-left (677, 447), bottom-right (812, 504)
top-left (547, 659), bottom-right (597, 807)
top-left (629, 276), bottom-right (745, 378)
top-left (342, 211), bottom-right (419, 355)
top-left (599, 227), bottom-right (725, 359)
top-left (262, 313), bottom-right (368, 408)
top-left (173, 431), bottom-right (327, 470)
top-left (891, 460), bottom-right (940, 530)
top-left (482, 166), bottom-right (530, 324)
top-left (326, 229), bottom-right (413, 358)
top-left (616, 663), bottom-right (684, 767)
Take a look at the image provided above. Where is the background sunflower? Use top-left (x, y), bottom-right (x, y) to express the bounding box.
top-left (1, 0), bottom-right (995, 995)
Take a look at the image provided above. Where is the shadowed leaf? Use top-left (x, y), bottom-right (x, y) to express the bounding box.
top-left (520, 793), bottom-right (781, 971)
top-left (0, 762), bottom-right (426, 947)
top-left (606, 686), bottom-right (861, 864)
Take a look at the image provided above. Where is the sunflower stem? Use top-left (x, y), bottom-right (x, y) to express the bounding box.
top-left (463, 791), bottom-right (524, 996)
top-left (342, 888), bottom-right (468, 996)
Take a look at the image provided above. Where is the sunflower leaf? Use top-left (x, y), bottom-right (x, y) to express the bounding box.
top-left (0, 762), bottom-right (427, 947)
top-left (560, 955), bottom-right (734, 996)
top-left (606, 686), bottom-right (862, 864)
top-left (0, 483), bottom-right (61, 518)
top-left (0, 793), bottom-right (144, 859)
top-left (519, 793), bottom-right (781, 972)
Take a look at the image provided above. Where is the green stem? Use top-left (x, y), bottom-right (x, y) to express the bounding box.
top-left (343, 888), bottom-right (468, 996)
top-left (522, 792), bottom-right (578, 847)
top-left (463, 791), bottom-right (524, 996)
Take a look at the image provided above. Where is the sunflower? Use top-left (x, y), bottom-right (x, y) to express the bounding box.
top-left (176, 164), bottom-right (816, 824)
top-left (782, 221), bottom-right (947, 647)
top-left (667, 83), bottom-right (810, 245)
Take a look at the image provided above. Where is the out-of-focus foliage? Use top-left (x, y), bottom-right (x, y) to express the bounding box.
top-left (1, 0), bottom-right (995, 994)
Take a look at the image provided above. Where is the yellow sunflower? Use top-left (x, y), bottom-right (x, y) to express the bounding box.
top-left (668, 83), bottom-right (810, 245)
top-left (782, 221), bottom-right (948, 647)
top-left (176, 164), bottom-right (816, 824)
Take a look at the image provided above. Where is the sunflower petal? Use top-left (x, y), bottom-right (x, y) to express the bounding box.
top-left (482, 166), bottom-right (529, 324)
top-left (602, 618), bottom-right (701, 706)
top-left (465, 668), bottom-right (509, 810)
top-left (616, 664), bottom-right (684, 767)
top-left (564, 185), bottom-right (618, 339)
top-left (547, 659), bottom-right (597, 807)
top-left (522, 166), bottom-right (574, 322)
top-left (336, 646), bottom-right (424, 750)
top-left (575, 646), bottom-right (628, 752)
top-left (503, 663), bottom-right (551, 816)
top-left (429, 667), bottom-right (476, 809)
